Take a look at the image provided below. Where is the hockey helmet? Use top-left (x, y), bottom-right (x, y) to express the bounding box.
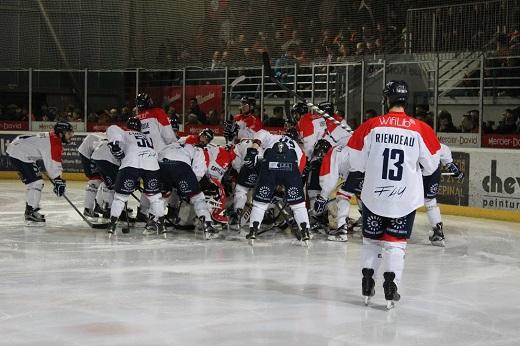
top-left (318, 101), bottom-right (334, 116)
top-left (170, 116), bottom-right (180, 132)
top-left (136, 93), bottom-right (153, 110)
top-left (199, 128), bottom-right (215, 143)
top-left (240, 96), bottom-right (256, 107)
top-left (284, 127), bottom-right (300, 142)
top-left (383, 80), bottom-right (409, 107)
top-left (291, 102), bottom-right (309, 116)
top-left (273, 141), bottom-right (289, 154)
top-left (53, 121), bottom-right (74, 143)
top-left (126, 117), bottom-right (142, 132)
top-left (312, 139), bottom-right (332, 158)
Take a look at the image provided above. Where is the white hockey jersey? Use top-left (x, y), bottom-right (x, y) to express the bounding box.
top-left (347, 111), bottom-right (441, 218)
top-left (136, 107), bottom-right (177, 152)
top-left (106, 125), bottom-right (159, 171)
top-left (91, 140), bottom-right (120, 166)
top-left (6, 132), bottom-right (64, 179)
top-left (439, 143), bottom-right (454, 166)
top-left (78, 133), bottom-right (106, 159)
top-left (158, 142), bottom-right (207, 181)
top-left (319, 145), bottom-right (350, 198)
top-left (296, 113), bottom-right (327, 158)
top-left (231, 139), bottom-right (264, 171)
top-left (232, 113), bottom-right (263, 140)
top-left (254, 129), bottom-right (307, 173)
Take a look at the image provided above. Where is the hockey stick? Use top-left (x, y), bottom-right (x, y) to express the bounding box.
top-left (226, 75), bottom-right (246, 121)
top-left (44, 174), bottom-right (110, 229)
top-left (262, 52), bottom-right (352, 133)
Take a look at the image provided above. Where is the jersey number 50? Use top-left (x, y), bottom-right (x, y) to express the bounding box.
top-left (382, 148), bottom-right (404, 181)
top-left (134, 135), bottom-right (154, 149)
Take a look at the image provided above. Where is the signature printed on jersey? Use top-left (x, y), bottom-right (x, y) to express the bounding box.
top-left (374, 185), bottom-right (407, 198)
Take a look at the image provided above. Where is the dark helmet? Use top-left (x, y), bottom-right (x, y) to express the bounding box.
top-left (199, 128), bottom-right (214, 142)
top-left (312, 139), bottom-right (332, 158)
top-left (54, 121), bottom-right (74, 143)
top-left (291, 102), bottom-right (309, 115)
top-left (273, 141), bottom-right (289, 154)
top-left (284, 127), bottom-right (300, 142)
top-left (240, 96), bottom-right (256, 107)
top-left (126, 117), bottom-right (142, 131)
top-left (318, 101), bottom-right (334, 116)
top-left (170, 117), bottom-right (180, 132)
top-left (383, 80), bottom-right (409, 106)
top-left (136, 93), bottom-right (153, 110)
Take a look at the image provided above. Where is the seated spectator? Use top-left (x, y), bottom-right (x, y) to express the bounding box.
top-left (460, 113), bottom-right (478, 133)
top-left (121, 106), bottom-right (133, 121)
top-left (189, 97), bottom-right (206, 123)
top-left (265, 106), bottom-right (285, 127)
top-left (495, 109), bottom-right (518, 133)
top-left (186, 113), bottom-right (201, 125)
top-left (437, 110), bottom-right (459, 132)
top-left (206, 109), bottom-right (220, 125)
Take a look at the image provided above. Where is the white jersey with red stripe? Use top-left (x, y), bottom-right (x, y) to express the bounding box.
top-left (136, 107), bottom-right (177, 152)
top-left (319, 145), bottom-right (351, 198)
top-left (347, 111), bottom-right (441, 218)
top-left (296, 113), bottom-right (327, 158)
top-left (322, 114), bottom-right (352, 146)
top-left (6, 132), bottom-right (64, 179)
top-left (204, 145), bottom-right (232, 181)
top-left (78, 133), bottom-right (106, 159)
top-left (91, 140), bottom-right (120, 166)
top-left (254, 129), bottom-right (307, 173)
top-left (233, 113), bottom-right (263, 140)
top-left (158, 142), bottom-right (207, 181)
top-left (178, 135), bottom-right (199, 146)
top-left (107, 125), bottom-right (159, 171)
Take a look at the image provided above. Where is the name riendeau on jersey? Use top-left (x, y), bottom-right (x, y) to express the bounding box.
top-left (375, 133), bottom-right (415, 147)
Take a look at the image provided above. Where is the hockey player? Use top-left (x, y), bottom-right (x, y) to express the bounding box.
top-left (91, 139), bottom-right (121, 217)
top-left (134, 92), bottom-right (177, 221)
top-left (78, 133), bottom-right (106, 217)
top-left (7, 121), bottom-right (74, 224)
top-left (244, 129), bottom-right (309, 245)
top-left (201, 144), bottom-right (234, 224)
top-left (347, 80), bottom-right (441, 309)
top-left (158, 140), bottom-right (219, 239)
top-left (423, 143), bottom-right (464, 247)
top-left (106, 117), bottom-right (165, 235)
top-left (318, 101), bottom-right (351, 146)
top-left (292, 102), bottom-right (327, 158)
top-left (223, 96), bottom-right (262, 143)
top-left (179, 128), bottom-right (214, 148)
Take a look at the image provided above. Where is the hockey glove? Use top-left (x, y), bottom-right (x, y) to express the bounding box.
top-left (108, 141), bottom-right (125, 160)
top-left (223, 120), bottom-right (238, 142)
top-left (243, 147), bottom-right (258, 169)
top-left (446, 162), bottom-right (464, 182)
top-left (313, 195), bottom-right (328, 215)
top-left (53, 177), bottom-right (66, 197)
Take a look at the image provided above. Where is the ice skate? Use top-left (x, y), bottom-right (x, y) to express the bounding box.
top-left (246, 221), bottom-right (259, 246)
top-left (198, 216), bottom-right (218, 240)
top-left (300, 222), bottom-right (310, 247)
top-left (362, 268), bottom-right (375, 305)
top-left (107, 216), bottom-right (118, 237)
top-left (83, 208), bottom-right (100, 218)
top-left (346, 217), bottom-right (361, 233)
top-left (383, 272), bottom-right (400, 310)
top-left (228, 208), bottom-right (242, 231)
top-left (24, 204), bottom-right (46, 226)
top-left (135, 207), bottom-right (148, 223)
top-left (143, 215), bottom-right (161, 235)
top-left (165, 206), bottom-right (180, 227)
top-left (327, 225), bottom-right (348, 242)
top-left (429, 222), bottom-right (445, 247)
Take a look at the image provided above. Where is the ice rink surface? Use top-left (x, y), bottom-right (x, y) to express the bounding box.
top-left (0, 180), bottom-right (519, 346)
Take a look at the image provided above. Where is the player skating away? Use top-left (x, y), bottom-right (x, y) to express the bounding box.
top-left (245, 129), bottom-right (309, 245)
top-left (6, 121), bottom-right (74, 225)
top-left (106, 117), bottom-right (165, 236)
top-left (422, 143), bottom-right (464, 247)
top-left (346, 80), bottom-right (441, 309)
top-left (158, 140), bottom-right (220, 240)
top-left (78, 133), bottom-right (106, 217)
top-left (223, 96), bottom-right (263, 143)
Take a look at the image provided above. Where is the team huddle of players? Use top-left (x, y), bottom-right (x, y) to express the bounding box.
top-left (6, 81), bottom-right (465, 308)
